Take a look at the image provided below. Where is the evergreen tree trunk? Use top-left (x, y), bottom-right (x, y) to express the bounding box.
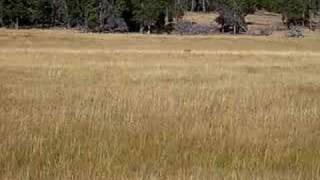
top-left (309, 8), bottom-right (314, 30)
top-left (0, 15), bottom-right (3, 27)
top-left (65, 1), bottom-right (70, 28)
top-left (15, 18), bottom-right (19, 30)
top-left (191, 0), bottom-right (195, 11)
top-left (64, 0), bottom-right (68, 24)
top-left (84, 18), bottom-right (88, 32)
top-left (202, 0), bottom-right (206, 12)
top-left (140, 25), bottom-right (144, 33)
top-left (0, 2), bottom-right (3, 27)
top-left (98, 1), bottom-right (103, 31)
top-left (165, 7), bottom-right (169, 25)
top-left (67, 19), bottom-right (71, 28)
top-left (147, 25), bottom-right (151, 34)
top-left (233, 12), bottom-right (236, 35)
top-left (52, 0), bottom-right (56, 27)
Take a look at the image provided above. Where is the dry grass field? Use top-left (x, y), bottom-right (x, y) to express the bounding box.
top-left (0, 29), bottom-right (320, 179)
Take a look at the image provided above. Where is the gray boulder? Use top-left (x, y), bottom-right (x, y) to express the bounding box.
top-left (287, 26), bottom-right (304, 38)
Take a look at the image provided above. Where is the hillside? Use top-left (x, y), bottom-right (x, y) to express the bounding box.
top-left (183, 10), bottom-right (320, 36)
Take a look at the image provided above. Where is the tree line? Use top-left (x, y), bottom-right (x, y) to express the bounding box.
top-left (0, 0), bottom-right (319, 33)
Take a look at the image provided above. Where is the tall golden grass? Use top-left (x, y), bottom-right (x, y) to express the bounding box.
top-left (0, 29), bottom-right (320, 179)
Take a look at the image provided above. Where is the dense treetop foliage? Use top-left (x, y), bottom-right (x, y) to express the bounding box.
top-left (0, 0), bottom-right (319, 33)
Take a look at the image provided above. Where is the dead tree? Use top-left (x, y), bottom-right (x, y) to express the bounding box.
top-left (215, 0), bottom-right (251, 34)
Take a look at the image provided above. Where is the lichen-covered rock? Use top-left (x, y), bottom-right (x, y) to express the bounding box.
top-left (103, 17), bottom-right (128, 33)
top-left (287, 27), bottom-right (304, 38)
top-left (174, 21), bottom-right (219, 35)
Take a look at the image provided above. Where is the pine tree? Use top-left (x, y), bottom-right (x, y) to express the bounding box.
top-left (52, 0), bottom-right (69, 26)
top-left (84, 0), bottom-right (98, 30)
top-left (215, 0), bottom-right (256, 34)
top-left (32, 0), bottom-right (54, 26)
top-left (281, 0), bottom-right (306, 28)
top-left (132, 0), bottom-right (168, 33)
top-left (2, 0), bottom-right (32, 28)
top-left (256, 0), bottom-right (281, 12)
top-left (288, 0), bottom-right (305, 20)
top-left (66, 0), bottom-right (83, 27)
top-left (0, 0), bottom-right (4, 26)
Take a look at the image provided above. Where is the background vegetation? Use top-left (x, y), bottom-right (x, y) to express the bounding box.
top-left (0, 0), bottom-right (319, 33)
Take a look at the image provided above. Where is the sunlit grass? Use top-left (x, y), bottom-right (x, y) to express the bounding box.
top-left (0, 29), bottom-right (320, 179)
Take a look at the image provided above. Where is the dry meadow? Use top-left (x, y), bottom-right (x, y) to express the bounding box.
top-left (0, 29), bottom-right (320, 179)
